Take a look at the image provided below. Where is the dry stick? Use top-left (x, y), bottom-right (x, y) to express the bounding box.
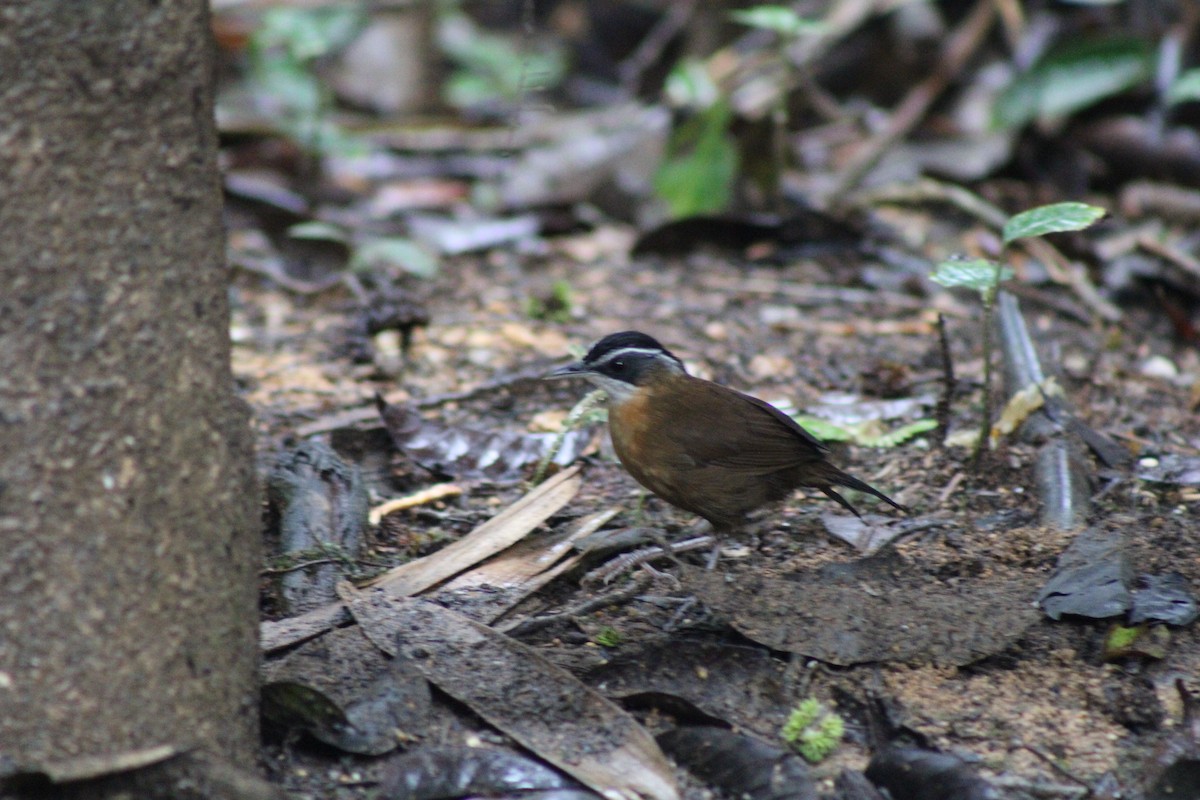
top-left (618, 0), bottom-right (696, 94)
top-left (500, 573), bottom-right (656, 637)
top-left (972, 267), bottom-right (1001, 466)
top-left (934, 313), bottom-right (955, 448)
top-left (1137, 232), bottom-right (1200, 283)
top-left (293, 367), bottom-right (549, 438)
top-left (827, 0), bottom-right (996, 201)
top-left (530, 389), bottom-right (606, 486)
top-left (581, 535), bottom-right (715, 587)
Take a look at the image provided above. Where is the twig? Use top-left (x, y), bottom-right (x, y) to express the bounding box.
top-left (934, 313), bottom-right (954, 448)
top-left (1017, 743), bottom-right (1095, 791)
top-left (1137, 231), bottom-right (1200, 284)
top-left (989, 776), bottom-right (1087, 798)
top-left (530, 389), bottom-right (606, 486)
top-left (419, 365), bottom-right (550, 408)
top-left (581, 535), bottom-right (715, 586)
top-left (500, 574), bottom-right (655, 637)
top-left (260, 558), bottom-right (342, 576)
top-left (828, 0), bottom-right (996, 200)
top-left (369, 483), bottom-right (463, 525)
top-left (937, 471), bottom-right (965, 506)
top-left (618, 0), bottom-right (696, 94)
top-left (293, 367), bottom-right (551, 438)
top-left (231, 257), bottom-right (347, 295)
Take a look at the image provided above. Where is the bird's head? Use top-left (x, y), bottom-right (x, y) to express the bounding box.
top-left (546, 330), bottom-right (686, 403)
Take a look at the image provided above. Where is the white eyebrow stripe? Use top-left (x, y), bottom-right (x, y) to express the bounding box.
top-left (592, 347), bottom-right (663, 365)
top-left (591, 346), bottom-right (686, 374)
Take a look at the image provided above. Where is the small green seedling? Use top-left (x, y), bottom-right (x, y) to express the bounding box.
top-left (592, 627), bottom-right (623, 648)
top-left (931, 201), bottom-right (1105, 462)
top-left (781, 698), bottom-right (845, 763)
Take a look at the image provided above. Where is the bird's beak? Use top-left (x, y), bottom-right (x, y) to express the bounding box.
top-left (544, 360), bottom-right (586, 380)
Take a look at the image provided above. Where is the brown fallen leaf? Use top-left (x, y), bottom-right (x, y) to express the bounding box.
top-left (431, 508), bottom-right (620, 624)
top-left (262, 466), bottom-right (581, 653)
top-left (680, 554), bottom-right (1041, 667)
top-left (365, 465), bottom-right (582, 597)
top-left (341, 588), bottom-right (679, 800)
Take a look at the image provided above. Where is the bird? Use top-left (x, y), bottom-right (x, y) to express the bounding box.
top-left (546, 331), bottom-right (907, 535)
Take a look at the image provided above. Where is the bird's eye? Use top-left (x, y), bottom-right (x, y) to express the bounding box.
top-left (610, 359), bottom-right (625, 372)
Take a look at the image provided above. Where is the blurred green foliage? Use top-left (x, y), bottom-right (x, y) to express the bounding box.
top-left (653, 99), bottom-right (738, 218)
top-left (437, 8), bottom-right (565, 110)
top-left (248, 4), bottom-right (366, 158)
top-left (993, 37), bottom-right (1154, 129)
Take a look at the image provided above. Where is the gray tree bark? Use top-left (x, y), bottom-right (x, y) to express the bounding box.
top-left (0, 0), bottom-right (260, 781)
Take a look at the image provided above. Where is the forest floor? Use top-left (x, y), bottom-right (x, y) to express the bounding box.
top-left (235, 202), bottom-right (1200, 798)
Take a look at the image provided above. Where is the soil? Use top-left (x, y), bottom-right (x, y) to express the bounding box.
top-left (238, 217), bottom-right (1200, 798)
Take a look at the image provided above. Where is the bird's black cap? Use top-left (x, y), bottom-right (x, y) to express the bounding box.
top-left (583, 330), bottom-right (677, 364)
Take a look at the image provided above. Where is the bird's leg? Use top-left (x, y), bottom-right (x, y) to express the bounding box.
top-left (648, 527), bottom-right (682, 566)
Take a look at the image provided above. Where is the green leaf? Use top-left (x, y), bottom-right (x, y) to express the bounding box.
top-left (437, 11), bottom-right (565, 107)
top-left (930, 258), bottom-right (1013, 293)
top-left (287, 221), bottom-right (348, 242)
top-left (350, 237), bottom-right (438, 278)
top-left (730, 6), bottom-right (825, 37)
top-left (793, 416), bottom-right (852, 443)
top-left (993, 37), bottom-right (1153, 129)
top-left (257, 6), bottom-right (364, 63)
top-left (1002, 202), bottom-right (1105, 243)
top-left (663, 58), bottom-right (721, 109)
top-left (653, 101), bottom-right (738, 218)
top-left (1167, 69), bottom-right (1200, 105)
top-left (863, 419), bottom-right (939, 448)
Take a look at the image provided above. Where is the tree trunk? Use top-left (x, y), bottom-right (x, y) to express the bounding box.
top-left (0, 0), bottom-right (260, 780)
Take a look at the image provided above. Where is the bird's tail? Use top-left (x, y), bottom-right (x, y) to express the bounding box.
top-left (822, 468), bottom-right (908, 518)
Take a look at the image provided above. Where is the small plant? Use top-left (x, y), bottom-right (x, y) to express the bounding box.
top-left (993, 37), bottom-right (1154, 130)
top-left (653, 97), bottom-right (738, 218)
top-left (653, 5), bottom-right (823, 217)
top-left (931, 202), bottom-right (1105, 461)
top-left (1168, 68), bottom-right (1200, 105)
top-left (727, 7), bottom-right (826, 211)
top-left (592, 627), bottom-right (623, 648)
top-left (781, 698), bottom-right (845, 763)
top-left (794, 414), bottom-right (938, 449)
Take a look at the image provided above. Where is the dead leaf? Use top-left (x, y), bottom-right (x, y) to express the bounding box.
top-left (366, 465), bottom-right (582, 596)
top-left (343, 591), bottom-right (679, 800)
top-left (377, 394), bottom-right (591, 484)
top-left (431, 508), bottom-right (619, 623)
top-left (681, 555), bottom-right (1041, 667)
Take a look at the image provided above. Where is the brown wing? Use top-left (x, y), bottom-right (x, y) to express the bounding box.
top-left (656, 379), bottom-right (828, 474)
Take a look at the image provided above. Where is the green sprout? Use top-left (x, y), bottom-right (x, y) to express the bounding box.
top-left (593, 627), bottom-right (623, 648)
top-left (781, 698), bottom-right (845, 763)
top-left (931, 201), bottom-right (1104, 463)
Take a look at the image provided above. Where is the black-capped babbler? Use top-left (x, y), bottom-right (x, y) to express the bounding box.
top-left (547, 331), bottom-right (906, 534)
